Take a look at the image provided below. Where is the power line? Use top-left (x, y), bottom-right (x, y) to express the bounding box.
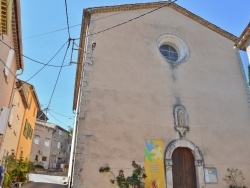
top-left (49, 109), bottom-right (75, 118)
top-left (0, 57), bottom-right (17, 78)
top-left (23, 24), bottom-right (80, 40)
top-left (25, 40), bottom-right (68, 82)
top-left (0, 39), bottom-right (71, 68)
top-left (64, 0), bottom-right (71, 39)
top-left (49, 112), bottom-right (70, 127)
top-left (74, 0), bottom-right (177, 40)
top-left (23, 11), bottom-right (127, 40)
top-left (46, 41), bottom-right (71, 110)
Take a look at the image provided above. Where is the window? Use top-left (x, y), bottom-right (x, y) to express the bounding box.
top-left (42, 156), bottom-right (47, 161)
top-left (59, 130), bottom-right (62, 135)
top-left (8, 105), bottom-right (16, 127)
top-left (157, 34), bottom-right (189, 64)
top-left (159, 44), bottom-right (178, 62)
top-left (23, 119), bottom-right (33, 140)
top-left (35, 155), bottom-right (38, 161)
top-left (45, 138), bottom-right (50, 147)
top-left (4, 49), bottom-right (14, 77)
top-left (57, 142), bottom-right (61, 149)
top-left (0, 106), bottom-right (10, 134)
top-left (34, 136), bottom-right (40, 145)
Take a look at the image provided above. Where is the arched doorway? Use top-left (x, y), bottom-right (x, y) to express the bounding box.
top-left (172, 148), bottom-right (197, 188)
top-left (165, 139), bottom-right (205, 188)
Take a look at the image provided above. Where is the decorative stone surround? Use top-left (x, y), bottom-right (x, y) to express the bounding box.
top-left (165, 139), bottom-right (205, 188)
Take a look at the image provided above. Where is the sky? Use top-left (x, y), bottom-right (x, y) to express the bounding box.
top-left (19, 0), bottom-right (250, 130)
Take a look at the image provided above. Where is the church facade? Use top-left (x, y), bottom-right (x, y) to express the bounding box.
top-left (71, 2), bottom-right (250, 187)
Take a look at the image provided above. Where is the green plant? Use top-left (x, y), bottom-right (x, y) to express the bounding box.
top-left (223, 168), bottom-right (247, 188)
top-left (34, 164), bottom-right (44, 169)
top-left (3, 157), bottom-right (32, 188)
top-left (99, 161), bottom-right (147, 188)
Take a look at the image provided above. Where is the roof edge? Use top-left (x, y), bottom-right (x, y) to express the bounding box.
top-left (84, 1), bottom-right (237, 42)
top-left (235, 22), bottom-right (250, 50)
top-left (13, 0), bottom-right (24, 71)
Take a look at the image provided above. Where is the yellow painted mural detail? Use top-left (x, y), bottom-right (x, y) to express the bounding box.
top-left (144, 140), bottom-right (165, 188)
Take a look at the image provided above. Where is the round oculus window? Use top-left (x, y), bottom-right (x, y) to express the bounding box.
top-left (159, 44), bottom-right (179, 62)
top-left (157, 34), bottom-right (189, 64)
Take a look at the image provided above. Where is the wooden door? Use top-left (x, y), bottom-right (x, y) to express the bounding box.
top-left (172, 148), bottom-right (197, 188)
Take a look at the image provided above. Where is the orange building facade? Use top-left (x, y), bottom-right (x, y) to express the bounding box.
top-left (0, 80), bottom-right (28, 161)
top-left (16, 81), bottom-right (40, 159)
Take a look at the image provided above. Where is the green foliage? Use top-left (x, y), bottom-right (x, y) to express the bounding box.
top-left (3, 157), bottom-right (32, 188)
top-left (68, 127), bottom-right (73, 136)
top-left (99, 161), bottom-right (147, 188)
top-left (223, 168), bottom-right (247, 188)
top-left (34, 164), bottom-right (44, 169)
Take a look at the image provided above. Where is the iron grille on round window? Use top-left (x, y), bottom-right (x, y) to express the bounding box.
top-left (159, 44), bottom-right (178, 62)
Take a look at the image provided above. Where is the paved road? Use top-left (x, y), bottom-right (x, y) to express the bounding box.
top-left (28, 174), bottom-right (67, 184)
top-left (22, 182), bottom-right (67, 188)
top-left (20, 174), bottom-right (68, 188)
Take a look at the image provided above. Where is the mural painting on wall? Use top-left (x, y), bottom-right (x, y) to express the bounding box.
top-left (144, 139), bottom-right (165, 188)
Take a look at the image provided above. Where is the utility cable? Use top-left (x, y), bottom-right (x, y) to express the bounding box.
top-left (49, 112), bottom-right (69, 127)
top-left (23, 11), bottom-right (127, 40)
top-left (74, 0), bottom-right (177, 40)
top-left (25, 40), bottom-right (68, 82)
top-left (64, 0), bottom-right (71, 39)
top-left (46, 41), bottom-right (71, 110)
top-left (0, 39), bottom-right (71, 67)
top-left (0, 57), bottom-right (17, 78)
top-left (48, 108), bottom-right (75, 118)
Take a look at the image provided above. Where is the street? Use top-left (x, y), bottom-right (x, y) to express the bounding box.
top-left (21, 174), bottom-right (68, 188)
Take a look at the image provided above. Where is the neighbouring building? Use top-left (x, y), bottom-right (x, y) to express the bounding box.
top-left (0, 80), bottom-right (28, 163)
top-left (16, 80), bottom-right (40, 159)
top-left (30, 119), bottom-right (55, 169)
top-left (235, 23), bottom-right (250, 84)
top-left (49, 125), bottom-right (71, 169)
top-left (71, 2), bottom-right (250, 188)
top-left (0, 0), bottom-right (24, 149)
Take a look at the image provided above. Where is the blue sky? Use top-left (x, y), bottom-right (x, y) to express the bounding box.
top-left (19, 0), bottom-right (250, 130)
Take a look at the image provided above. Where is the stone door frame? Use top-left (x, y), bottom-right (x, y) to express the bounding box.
top-left (165, 139), bottom-right (206, 188)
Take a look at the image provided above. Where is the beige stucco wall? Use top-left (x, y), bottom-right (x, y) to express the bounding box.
top-left (0, 34), bottom-right (18, 111)
top-left (30, 121), bottom-right (54, 169)
top-left (0, 88), bottom-right (25, 160)
top-left (73, 6), bottom-right (250, 188)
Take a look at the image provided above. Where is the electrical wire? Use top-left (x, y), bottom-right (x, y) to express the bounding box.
top-left (23, 24), bottom-right (80, 40)
top-left (25, 40), bottom-right (68, 82)
top-left (64, 0), bottom-right (71, 39)
top-left (49, 112), bottom-right (70, 127)
top-left (23, 11), bottom-right (127, 40)
top-left (74, 0), bottom-right (177, 40)
top-left (0, 57), bottom-right (17, 78)
top-left (49, 108), bottom-right (75, 118)
top-left (0, 39), bottom-right (71, 68)
top-left (46, 41), bottom-right (71, 110)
